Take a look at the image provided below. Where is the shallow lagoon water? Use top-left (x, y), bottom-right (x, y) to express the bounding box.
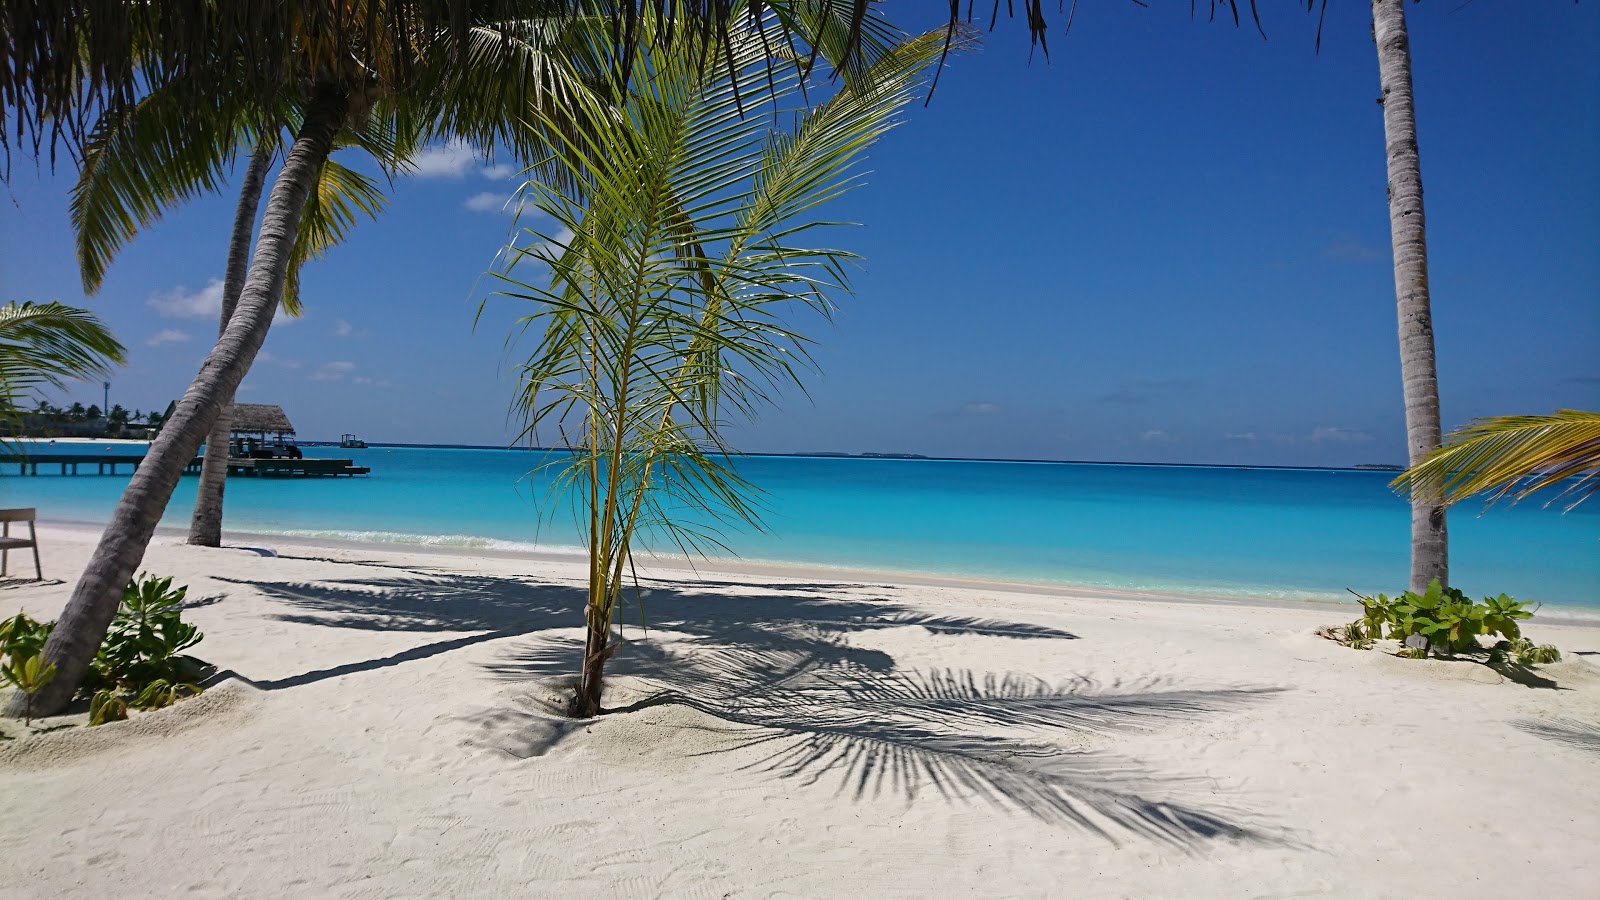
top-left (3, 442), bottom-right (1594, 607)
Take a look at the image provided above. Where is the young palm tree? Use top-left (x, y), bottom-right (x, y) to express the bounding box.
top-left (1394, 410), bottom-right (1600, 511)
top-left (0, 301), bottom-right (126, 439)
top-left (497, 20), bottom-right (944, 717)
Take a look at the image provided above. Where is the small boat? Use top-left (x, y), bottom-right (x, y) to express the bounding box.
top-left (339, 433), bottom-right (367, 449)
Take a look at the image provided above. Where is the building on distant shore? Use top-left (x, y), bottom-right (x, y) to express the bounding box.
top-left (224, 404), bottom-right (299, 457)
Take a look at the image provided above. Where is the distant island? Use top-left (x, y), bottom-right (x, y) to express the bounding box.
top-left (1352, 463), bottom-right (1405, 471)
top-left (795, 451), bottom-right (930, 460)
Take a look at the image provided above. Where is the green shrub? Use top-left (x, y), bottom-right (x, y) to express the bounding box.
top-left (0, 574), bottom-right (211, 728)
top-left (1337, 580), bottom-right (1553, 665)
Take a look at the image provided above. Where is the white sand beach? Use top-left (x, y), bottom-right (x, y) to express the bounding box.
top-left (3, 523), bottom-right (1598, 898)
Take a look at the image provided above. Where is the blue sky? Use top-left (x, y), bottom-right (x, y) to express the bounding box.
top-left (2, 2), bottom-right (1596, 466)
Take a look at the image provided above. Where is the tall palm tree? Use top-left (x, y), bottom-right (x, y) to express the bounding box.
top-left (1394, 410), bottom-right (1600, 511)
top-left (70, 88), bottom-right (399, 547)
top-left (499, 19), bottom-right (945, 716)
top-left (0, 301), bottom-right (126, 440)
top-left (3, 4), bottom-right (626, 719)
top-left (1371, 0), bottom-right (1447, 592)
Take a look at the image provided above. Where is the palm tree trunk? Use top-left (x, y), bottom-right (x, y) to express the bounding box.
top-left (1373, 0), bottom-right (1447, 593)
top-left (5, 86), bottom-right (348, 718)
top-left (187, 138), bottom-right (275, 548)
top-left (571, 602), bottom-right (612, 718)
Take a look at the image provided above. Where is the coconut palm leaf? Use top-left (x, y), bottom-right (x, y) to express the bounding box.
top-left (69, 87), bottom-right (405, 316)
top-left (1392, 410), bottom-right (1600, 510)
top-left (0, 301), bottom-right (126, 414)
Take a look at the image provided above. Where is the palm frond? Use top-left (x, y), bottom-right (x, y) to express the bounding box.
top-left (69, 85), bottom-right (260, 294)
top-left (284, 155), bottom-right (392, 315)
top-left (1392, 410), bottom-right (1600, 511)
top-left (0, 301), bottom-right (126, 409)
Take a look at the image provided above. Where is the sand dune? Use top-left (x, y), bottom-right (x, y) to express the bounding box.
top-left (2, 524), bottom-right (1598, 897)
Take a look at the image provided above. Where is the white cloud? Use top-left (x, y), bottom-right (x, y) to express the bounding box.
top-left (310, 361), bottom-right (357, 382)
top-left (146, 329), bottom-right (190, 347)
top-left (256, 350), bottom-right (303, 370)
top-left (960, 401), bottom-right (1002, 416)
top-left (464, 191), bottom-right (513, 214)
top-left (407, 141), bottom-right (516, 181)
top-left (1225, 432), bottom-right (1257, 441)
top-left (334, 320), bottom-right (353, 337)
top-left (352, 376), bottom-right (393, 388)
top-left (148, 279), bottom-right (290, 324)
top-left (148, 280), bottom-right (224, 319)
top-left (1141, 429), bottom-right (1174, 442)
top-left (1310, 426), bottom-right (1373, 443)
top-left (406, 141), bottom-right (479, 179)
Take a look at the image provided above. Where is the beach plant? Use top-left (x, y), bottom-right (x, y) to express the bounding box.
top-left (86, 574), bottom-right (210, 700)
top-left (496, 14), bottom-right (943, 717)
top-left (0, 575), bottom-right (209, 727)
top-left (1336, 580), bottom-right (1548, 666)
top-left (88, 689), bottom-right (129, 726)
top-left (1, 652), bottom-right (57, 727)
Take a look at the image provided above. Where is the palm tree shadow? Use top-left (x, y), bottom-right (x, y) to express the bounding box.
top-left (212, 570), bottom-right (1072, 689)
top-left (488, 612), bottom-right (1287, 849)
top-left (1513, 717), bottom-right (1600, 754)
top-left (219, 566), bottom-right (1286, 847)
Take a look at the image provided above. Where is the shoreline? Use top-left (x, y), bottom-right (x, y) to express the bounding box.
top-left (34, 517), bottom-right (1600, 625)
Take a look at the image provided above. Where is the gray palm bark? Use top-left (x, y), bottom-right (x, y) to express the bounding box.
top-left (187, 138), bottom-right (275, 547)
top-left (6, 86), bottom-right (348, 718)
top-left (1372, 0), bottom-right (1447, 592)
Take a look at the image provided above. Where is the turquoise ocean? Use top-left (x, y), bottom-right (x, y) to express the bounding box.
top-left (3, 442), bottom-right (1595, 608)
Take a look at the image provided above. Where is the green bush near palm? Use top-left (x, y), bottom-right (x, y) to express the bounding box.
top-left (1324, 579), bottom-right (1560, 676)
top-left (0, 574), bottom-right (210, 729)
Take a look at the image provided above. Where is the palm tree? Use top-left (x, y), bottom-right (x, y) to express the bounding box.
top-left (3, 4), bottom-right (625, 719)
top-left (70, 89), bottom-right (400, 547)
top-left (1371, 0), bottom-right (1448, 592)
top-left (0, 301), bottom-right (126, 440)
top-left (1394, 410), bottom-right (1600, 511)
top-left (499, 17), bottom-right (944, 716)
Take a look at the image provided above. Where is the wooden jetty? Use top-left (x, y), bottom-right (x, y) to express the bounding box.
top-left (186, 456), bottom-right (369, 478)
top-left (4, 454), bottom-right (144, 476)
top-left (5, 453), bottom-right (368, 477)
top-left (4, 404), bottom-right (368, 478)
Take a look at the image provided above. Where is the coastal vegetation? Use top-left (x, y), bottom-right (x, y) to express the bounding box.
top-left (0, 574), bottom-right (209, 735)
top-left (1320, 579), bottom-right (1561, 680)
top-left (496, 15), bottom-right (942, 717)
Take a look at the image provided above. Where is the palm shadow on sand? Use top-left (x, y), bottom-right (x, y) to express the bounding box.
top-left (222, 567), bottom-right (1288, 848)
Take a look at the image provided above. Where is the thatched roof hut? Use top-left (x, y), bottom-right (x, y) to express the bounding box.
top-left (226, 403), bottom-right (295, 439)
